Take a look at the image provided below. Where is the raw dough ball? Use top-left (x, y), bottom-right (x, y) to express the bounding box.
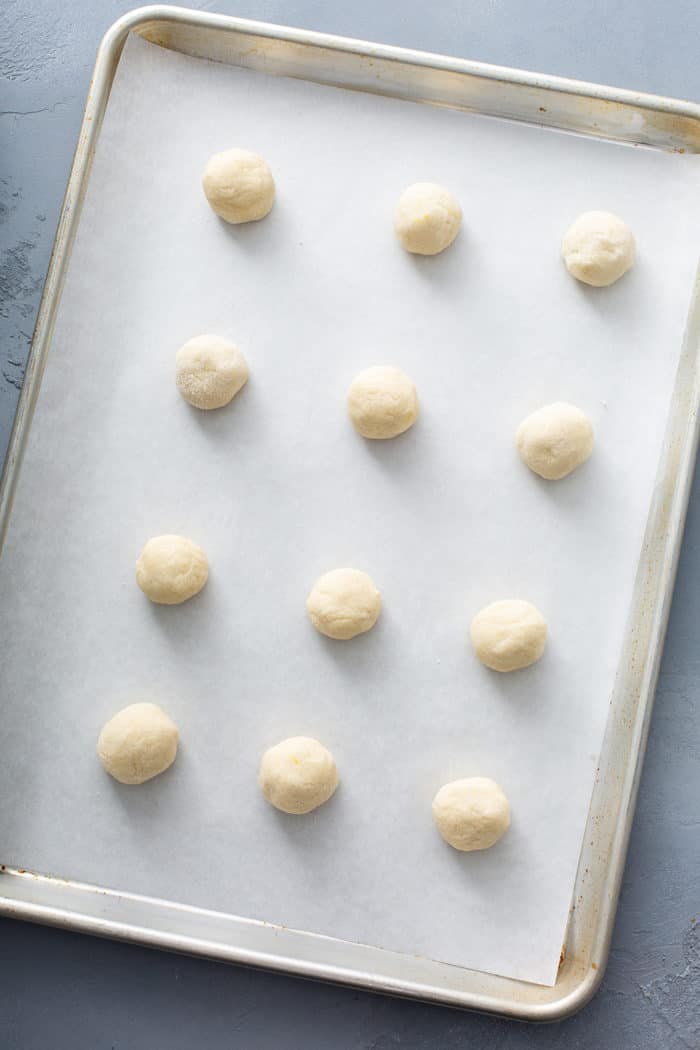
top-left (517, 401), bottom-right (594, 480)
top-left (175, 335), bottom-right (249, 410)
top-left (347, 366), bottom-right (419, 440)
top-left (394, 182), bottom-right (462, 255)
top-left (561, 210), bottom-right (635, 286)
top-left (307, 568), bottom-right (381, 640)
top-left (202, 148), bottom-right (275, 224)
top-left (432, 777), bottom-right (510, 851)
top-left (136, 535), bottom-right (208, 605)
top-left (259, 736), bottom-right (338, 814)
top-left (97, 702), bottom-right (179, 785)
top-left (470, 599), bottom-right (547, 672)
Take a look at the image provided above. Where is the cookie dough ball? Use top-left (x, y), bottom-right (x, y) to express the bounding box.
top-left (394, 182), bottom-right (462, 255)
top-left (259, 736), bottom-right (338, 814)
top-left (202, 148), bottom-right (275, 224)
top-left (470, 599), bottom-right (547, 672)
top-left (517, 401), bottom-right (594, 480)
top-left (136, 535), bottom-right (208, 605)
top-left (347, 366), bottom-right (419, 440)
top-left (432, 777), bottom-right (510, 851)
top-left (97, 703), bottom-right (179, 785)
top-left (307, 568), bottom-right (381, 640)
top-left (175, 335), bottom-right (249, 410)
top-left (562, 210), bottom-right (635, 286)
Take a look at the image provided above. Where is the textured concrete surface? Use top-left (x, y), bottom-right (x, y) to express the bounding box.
top-left (1, 2), bottom-right (699, 1047)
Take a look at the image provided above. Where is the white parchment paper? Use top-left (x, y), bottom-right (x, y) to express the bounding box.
top-left (1, 35), bottom-right (699, 986)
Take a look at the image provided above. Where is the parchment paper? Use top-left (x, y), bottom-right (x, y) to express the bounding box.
top-left (1, 35), bottom-right (699, 986)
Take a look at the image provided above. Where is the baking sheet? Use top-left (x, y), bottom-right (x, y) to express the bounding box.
top-left (1, 34), bottom-right (700, 987)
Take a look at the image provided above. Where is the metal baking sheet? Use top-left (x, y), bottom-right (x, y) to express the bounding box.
top-left (1, 5), bottom-right (700, 1019)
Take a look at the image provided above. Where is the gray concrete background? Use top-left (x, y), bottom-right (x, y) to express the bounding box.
top-left (1, 2), bottom-right (698, 1047)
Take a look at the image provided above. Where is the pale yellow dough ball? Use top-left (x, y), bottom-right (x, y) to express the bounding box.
top-left (175, 335), bottom-right (249, 410)
top-left (517, 401), bottom-right (594, 480)
top-left (136, 535), bottom-right (208, 605)
top-left (202, 148), bottom-right (275, 224)
top-left (347, 366), bottom-right (419, 440)
top-left (470, 599), bottom-right (547, 672)
top-left (561, 210), bottom-right (635, 286)
top-left (394, 182), bottom-right (462, 255)
top-left (259, 736), bottom-right (338, 814)
top-left (432, 777), bottom-right (511, 851)
top-left (97, 702), bottom-right (179, 785)
top-left (307, 568), bottom-right (381, 640)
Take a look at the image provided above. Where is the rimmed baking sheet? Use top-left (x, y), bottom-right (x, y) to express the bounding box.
top-left (1, 30), bottom-right (700, 988)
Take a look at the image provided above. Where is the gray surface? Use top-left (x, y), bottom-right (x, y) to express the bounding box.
top-left (0, 1), bottom-right (698, 1046)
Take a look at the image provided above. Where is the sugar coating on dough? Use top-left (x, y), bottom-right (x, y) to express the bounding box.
top-left (470, 599), bottom-right (547, 672)
top-left (259, 736), bottom-right (338, 814)
top-left (136, 535), bottom-right (208, 605)
top-left (347, 366), bottom-right (419, 440)
top-left (394, 182), bottom-right (462, 256)
top-left (176, 335), bottom-right (249, 410)
top-left (202, 148), bottom-right (275, 224)
top-left (561, 210), bottom-right (635, 287)
top-left (517, 401), bottom-right (594, 480)
top-left (432, 777), bottom-right (510, 851)
top-left (97, 702), bottom-right (179, 785)
top-left (307, 567), bottom-right (381, 640)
